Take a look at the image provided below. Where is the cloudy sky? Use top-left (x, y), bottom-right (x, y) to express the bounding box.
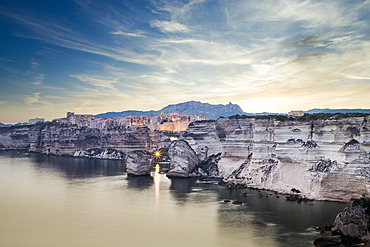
top-left (0, 0), bottom-right (370, 123)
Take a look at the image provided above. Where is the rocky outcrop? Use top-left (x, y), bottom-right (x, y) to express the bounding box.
top-left (333, 197), bottom-right (370, 241)
top-left (309, 159), bottom-right (337, 173)
top-left (126, 151), bottom-right (152, 176)
top-left (181, 116), bottom-right (370, 201)
top-left (0, 125), bottom-right (34, 149)
top-left (192, 152), bottom-right (222, 178)
top-left (167, 140), bottom-right (200, 178)
top-left (73, 148), bottom-right (125, 160)
top-left (314, 196), bottom-right (370, 246)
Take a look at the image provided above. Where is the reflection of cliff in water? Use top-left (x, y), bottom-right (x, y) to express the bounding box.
top-left (216, 187), bottom-right (348, 246)
top-left (169, 178), bottom-right (198, 203)
top-left (126, 175), bottom-right (153, 190)
top-left (28, 153), bottom-right (126, 178)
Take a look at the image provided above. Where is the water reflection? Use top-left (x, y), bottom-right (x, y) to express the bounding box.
top-left (153, 164), bottom-right (161, 204)
top-left (26, 153), bottom-right (126, 178)
top-left (0, 151), bottom-right (350, 247)
top-left (169, 178), bottom-right (198, 204)
top-left (126, 175), bottom-right (153, 190)
top-left (216, 188), bottom-right (348, 246)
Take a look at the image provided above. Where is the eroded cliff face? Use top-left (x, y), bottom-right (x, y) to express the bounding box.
top-left (0, 124), bottom-right (170, 155)
top-left (0, 126), bottom-right (34, 149)
top-left (126, 151), bottom-right (152, 176)
top-left (167, 139), bottom-right (200, 178)
top-left (181, 117), bottom-right (370, 201)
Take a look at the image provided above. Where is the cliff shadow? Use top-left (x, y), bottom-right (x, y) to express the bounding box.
top-left (126, 175), bottom-right (153, 190)
top-left (169, 178), bottom-right (198, 204)
top-left (216, 187), bottom-right (348, 246)
top-left (28, 153), bottom-right (126, 178)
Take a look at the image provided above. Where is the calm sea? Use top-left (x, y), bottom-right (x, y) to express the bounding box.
top-left (0, 151), bottom-right (347, 247)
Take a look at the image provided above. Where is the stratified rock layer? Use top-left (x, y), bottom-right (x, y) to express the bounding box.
top-left (2, 116), bottom-right (370, 201)
top-left (167, 140), bottom-right (200, 178)
top-left (126, 151), bottom-right (152, 176)
top-left (0, 124), bottom-right (170, 155)
top-left (182, 117), bottom-right (370, 201)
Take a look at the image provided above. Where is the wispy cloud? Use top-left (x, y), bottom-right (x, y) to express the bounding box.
top-left (23, 92), bottom-right (41, 105)
top-left (1, 0), bottom-right (370, 122)
top-left (69, 73), bottom-right (118, 90)
top-left (0, 58), bottom-right (14, 62)
top-left (150, 20), bottom-right (189, 32)
top-left (30, 60), bottom-right (39, 69)
top-left (111, 31), bottom-right (146, 37)
top-left (31, 74), bottom-right (44, 85)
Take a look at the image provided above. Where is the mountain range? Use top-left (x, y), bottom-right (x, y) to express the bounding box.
top-left (3, 104), bottom-right (369, 126)
top-left (0, 122), bottom-right (12, 127)
top-left (95, 101), bottom-right (248, 120)
top-left (96, 101), bottom-right (370, 120)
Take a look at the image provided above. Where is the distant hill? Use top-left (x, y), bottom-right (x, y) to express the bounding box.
top-left (305, 108), bottom-right (370, 114)
top-left (0, 122), bottom-right (11, 127)
top-left (95, 101), bottom-right (247, 120)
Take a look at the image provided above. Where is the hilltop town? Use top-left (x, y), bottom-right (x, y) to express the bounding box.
top-left (28, 111), bottom-right (207, 133)
top-left (24, 109), bottom-right (303, 132)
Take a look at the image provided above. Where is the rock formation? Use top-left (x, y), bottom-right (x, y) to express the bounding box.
top-left (181, 116), bottom-right (370, 201)
top-left (0, 125), bottom-right (34, 149)
top-left (0, 123), bottom-right (170, 155)
top-left (126, 151), bottom-right (152, 176)
top-left (314, 196), bottom-right (370, 246)
top-left (73, 148), bottom-right (125, 160)
top-left (2, 115), bottom-right (370, 201)
top-left (192, 152), bottom-right (222, 178)
top-left (167, 140), bottom-right (200, 178)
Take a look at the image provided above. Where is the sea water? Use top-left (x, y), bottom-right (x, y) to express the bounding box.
top-left (0, 151), bottom-right (347, 247)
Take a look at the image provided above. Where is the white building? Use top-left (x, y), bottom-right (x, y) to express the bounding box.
top-left (29, 118), bottom-right (45, 125)
top-left (288, 110), bottom-right (304, 118)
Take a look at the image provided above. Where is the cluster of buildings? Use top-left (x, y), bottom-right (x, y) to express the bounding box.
top-left (28, 110), bottom-right (305, 132)
top-left (50, 111), bottom-right (207, 132)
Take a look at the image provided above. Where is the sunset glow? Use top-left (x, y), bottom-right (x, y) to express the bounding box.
top-left (0, 1), bottom-right (370, 123)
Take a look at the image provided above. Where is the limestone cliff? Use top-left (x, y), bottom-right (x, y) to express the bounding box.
top-left (167, 139), bottom-right (200, 178)
top-left (0, 125), bottom-right (34, 149)
top-left (0, 124), bottom-right (170, 155)
top-left (126, 151), bottom-right (152, 176)
top-left (181, 116), bottom-right (370, 201)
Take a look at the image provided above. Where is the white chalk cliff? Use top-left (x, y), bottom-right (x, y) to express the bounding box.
top-left (167, 139), bottom-right (200, 178)
top-left (179, 117), bottom-right (370, 201)
top-left (126, 151), bottom-right (152, 176)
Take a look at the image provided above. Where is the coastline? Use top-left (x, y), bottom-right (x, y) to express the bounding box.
top-left (0, 148), bottom-right (358, 203)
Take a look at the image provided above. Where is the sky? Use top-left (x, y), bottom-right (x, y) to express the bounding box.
top-left (0, 0), bottom-right (370, 123)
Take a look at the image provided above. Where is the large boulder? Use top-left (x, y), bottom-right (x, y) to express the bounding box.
top-left (167, 140), bottom-right (200, 178)
top-left (333, 197), bottom-right (370, 241)
top-left (314, 197), bottom-right (370, 246)
top-left (126, 151), bottom-right (152, 176)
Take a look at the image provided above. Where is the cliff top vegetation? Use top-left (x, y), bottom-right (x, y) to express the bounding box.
top-left (226, 113), bottom-right (370, 121)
